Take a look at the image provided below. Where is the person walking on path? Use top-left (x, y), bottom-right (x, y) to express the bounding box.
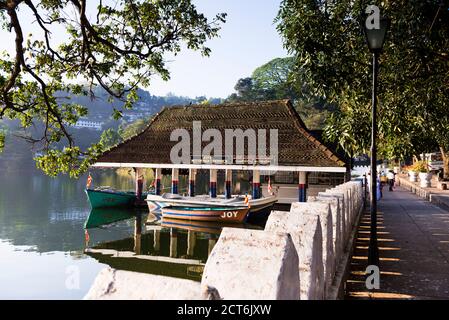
top-left (387, 170), bottom-right (395, 191)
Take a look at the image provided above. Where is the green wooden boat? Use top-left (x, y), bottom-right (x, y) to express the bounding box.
top-left (84, 207), bottom-right (136, 229)
top-left (86, 188), bottom-right (147, 209)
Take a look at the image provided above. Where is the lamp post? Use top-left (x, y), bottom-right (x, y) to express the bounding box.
top-left (364, 16), bottom-right (389, 267)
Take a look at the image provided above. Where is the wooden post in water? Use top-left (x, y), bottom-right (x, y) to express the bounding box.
top-left (153, 229), bottom-right (160, 252)
top-left (170, 228), bottom-right (177, 258)
top-left (171, 168), bottom-right (179, 194)
top-left (187, 230), bottom-right (196, 257)
top-left (134, 214), bottom-right (142, 255)
top-left (210, 169), bottom-right (217, 198)
top-left (225, 169), bottom-right (232, 199)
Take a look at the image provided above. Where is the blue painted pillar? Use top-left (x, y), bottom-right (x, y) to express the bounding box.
top-left (298, 171), bottom-right (307, 202)
top-left (210, 169), bottom-right (217, 198)
top-left (171, 168), bottom-right (179, 194)
top-left (188, 168), bottom-right (196, 197)
top-left (155, 168), bottom-right (162, 195)
top-left (252, 170), bottom-right (261, 199)
top-left (225, 169), bottom-right (232, 199)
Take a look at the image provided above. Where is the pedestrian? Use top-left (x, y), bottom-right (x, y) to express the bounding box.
top-left (387, 170), bottom-right (395, 191)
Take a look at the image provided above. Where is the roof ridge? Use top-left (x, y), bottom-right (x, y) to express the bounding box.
top-left (164, 99), bottom-right (291, 110)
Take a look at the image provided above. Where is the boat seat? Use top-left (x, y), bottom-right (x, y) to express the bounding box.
top-left (161, 193), bottom-right (184, 199)
top-left (222, 197), bottom-right (243, 203)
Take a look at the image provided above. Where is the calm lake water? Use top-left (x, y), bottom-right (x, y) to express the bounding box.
top-left (0, 168), bottom-right (261, 299)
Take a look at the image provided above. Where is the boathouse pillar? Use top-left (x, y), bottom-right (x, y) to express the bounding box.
top-left (155, 168), bottom-right (162, 195)
top-left (171, 168), bottom-right (179, 194)
top-left (135, 168), bottom-right (144, 201)
top-left (225, 169), bottom-right (232, 199)
top-left (189, 168), bottom-right (196, 197)
top-left (210, 169), bottom-right (217, 198)
top-left (252, 170), bottom-right (260, 199)
top-left (298, 171), bottom-right (307, 202)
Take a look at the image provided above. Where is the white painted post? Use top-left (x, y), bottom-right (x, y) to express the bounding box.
top-left (252, 169), bottom-right (261, 199)
top-left (155, 168), bottom-right (162, 195)
top-left (298, 171), bottom-right (307, 202)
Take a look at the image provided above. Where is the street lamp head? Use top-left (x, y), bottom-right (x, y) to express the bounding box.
top-left (364, 16), bottom-right (390, 53)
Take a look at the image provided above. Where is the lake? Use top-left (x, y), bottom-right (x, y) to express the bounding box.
top-left (0, 168), bottom-right (261, 299)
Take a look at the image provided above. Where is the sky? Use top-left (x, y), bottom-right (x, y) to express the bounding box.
top-left (149, 0), bottom-right (289, 98)
top-left (0, 0), bottom-right (289, 99)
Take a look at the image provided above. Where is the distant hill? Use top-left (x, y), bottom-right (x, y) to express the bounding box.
top-left (0, 88), bottom-right (223, 171)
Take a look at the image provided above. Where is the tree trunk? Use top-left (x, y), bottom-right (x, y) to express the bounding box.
top-left (439, 146), bottom-right (449, 180)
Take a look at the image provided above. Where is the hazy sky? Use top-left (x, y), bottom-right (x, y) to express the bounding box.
top-left (0, 0), bottom-right (289, 99)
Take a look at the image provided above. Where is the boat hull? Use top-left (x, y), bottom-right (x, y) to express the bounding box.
top-left (146, 194), bottom-right (277, 216)
top-left (86, 189), bottom-right (147, 209)
top-left (160, 217), bottom-right (246, 234)
top-left (161, 206), bottom-right (250, 223)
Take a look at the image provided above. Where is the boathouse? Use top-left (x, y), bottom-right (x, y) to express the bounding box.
top-left (92, 100), bottom-right (349, 204)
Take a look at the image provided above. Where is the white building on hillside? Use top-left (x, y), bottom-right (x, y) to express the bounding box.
top-left (73, 119), bottom-right (104, 130)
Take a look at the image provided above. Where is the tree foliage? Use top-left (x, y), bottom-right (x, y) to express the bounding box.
top-left (227, 56), bottom-right (334, 129)
top-left (0, 0), bottom-right (226, 176)
top-left (276, 0), bottom-right (449, 162)
top-left (228, 57), bottom-right (297, 101)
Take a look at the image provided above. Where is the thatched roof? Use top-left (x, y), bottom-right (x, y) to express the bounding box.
top-left (94, 100), bottom-right (347, 169)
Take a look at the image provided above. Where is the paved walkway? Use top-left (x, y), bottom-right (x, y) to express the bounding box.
top-left (345, 186), bottom-right (449, 299)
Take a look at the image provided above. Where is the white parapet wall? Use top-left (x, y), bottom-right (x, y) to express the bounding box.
top-left (290, 202), bottom-right (334, 299)
top-left (318, 191), bottom-right (349, 243)
top-left (265, 210), bottom-right (324, 300)
top-left (201, 228), bottom-right (301, 300)
top-left (308, 196), bottom-right (342, 271)
top-left (84, 268), bottom-right (206, 300)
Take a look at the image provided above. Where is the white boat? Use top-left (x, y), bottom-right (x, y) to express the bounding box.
top-left (146, 193), bottom-right (277, 215)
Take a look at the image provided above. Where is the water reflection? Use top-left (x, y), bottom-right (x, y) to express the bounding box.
top-left (84, 212), bottom-right (262, 281)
